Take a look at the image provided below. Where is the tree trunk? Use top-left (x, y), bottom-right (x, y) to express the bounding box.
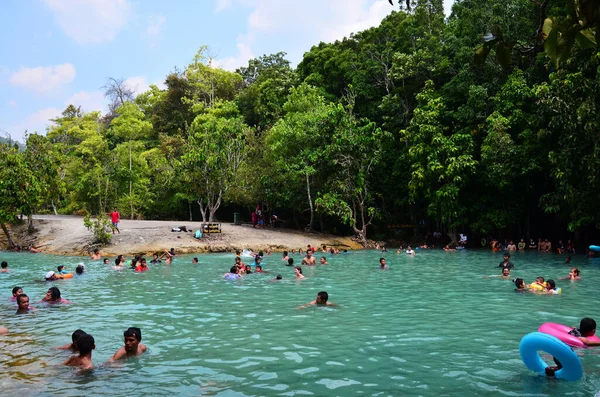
top-left (197, 199), bottom-right (208, 223)
top-left (27, 213), bottom-right (34, 234)
top-left (306, 172), bottom-right (314, 231)
top-left (0, 223), bottom-right (16, 249)
top-left (51, 200), bottom-right (58, 215)
top-left (208, 188), bottom-right (223, 222)
top-left (188, 200), bottom-right (193, 221)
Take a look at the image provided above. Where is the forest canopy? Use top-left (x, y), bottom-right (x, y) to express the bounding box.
top-left (3, 0), bottom-right (600, 246)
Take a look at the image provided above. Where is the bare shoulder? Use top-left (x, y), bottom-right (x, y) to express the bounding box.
top-left (139, 344), bottom-right (147, 354)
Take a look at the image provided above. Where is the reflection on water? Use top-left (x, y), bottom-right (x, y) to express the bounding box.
top-left (0, 250), bottom-right (600, 396)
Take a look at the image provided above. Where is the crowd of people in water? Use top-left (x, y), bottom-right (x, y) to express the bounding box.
top-left (2, 236), bottom-right (599, 374)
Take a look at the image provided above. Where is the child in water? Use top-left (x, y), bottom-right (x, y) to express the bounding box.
top-left (63, 333), bottom-right (95, 370)
top-left (547, 318), bottom-right (600, 376)
top-left (513, 278), bottom-right (528, 292)
top-left (57, 329), bottom-right (87, 352)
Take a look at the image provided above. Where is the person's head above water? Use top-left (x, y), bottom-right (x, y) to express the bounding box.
top-left (71, 329), bottom-right (87, 350)
top-left (535, 276), bottom-right (545, 283)
top-left (230, 266), bottom-right (238, 274)
top-left (103, 258), bottom-right (110, 264)
top-left (1, 261), bottom-right (7, 269)
top-left (514, 278), bottom-right (525, 289)
top-left (579, 318), bottom-right (597, 336)
top-left (16, 294), bottom-right (29, 309)
top-left (502, 268), bottom-right (510, 276)
top-left (12, 286), bottom-right (22, 296)
top-left (75, 264), bottom-right (85, 275)
top-left (571, 267), bottom-right (580, 276)
top-left (294, 266), bottom-right (303, 274)
top-left (192, 257), bottom-right (198, 264)
top-left (57, 265), bottom-right (65, 273)
top-left (503, 253), bottom-right (510, 260)
top-left (46, 287), bottom-right (61, 301)
top-left (77, 334), bottom-right (95, 356)
top-left (379, 258), bottom-right (386, 267)
top-left (255, 257), bottom-right (262, 264)
top-left (123, 327), bottom-right (142, 353)
top-left (288, 258), bottom-right (294, 266)
top-left (316, 291), bottom-right (329, 304)
top-left (545, 279), bottom-right (556, 290)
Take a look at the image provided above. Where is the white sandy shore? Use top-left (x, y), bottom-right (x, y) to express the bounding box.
top-left (28, 215), bottom-right (362, 256)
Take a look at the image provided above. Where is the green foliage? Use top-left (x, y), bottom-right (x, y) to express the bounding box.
top-left (83, 212), bottom-right (113, 245)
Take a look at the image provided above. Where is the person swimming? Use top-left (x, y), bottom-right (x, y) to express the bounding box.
top-left (514, 278), bottom-right (528, 292)
top-left (63, 333), bottom-right (95, 370)
top-left (560, 267), bottom-right (581, 280)
top-left (11, 286), bottom-right (23, 301)
top-left (224, 266), bottom-right (241, 280)
top-left (297, 291), bottom-right (337, 309)
top-left (42, 287), bottom-right (70, 304)
top-left (294, 266), bottom-right (304, 279)
top-left (379, 258), bottom-right (389, 270)
top-left (108, 327), bottom-right (147, 362)
top-left (56, 329), bottom-right (87, 351)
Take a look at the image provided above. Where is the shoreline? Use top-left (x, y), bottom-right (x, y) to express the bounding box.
top-left (6, 215), bottom-right (364, 257)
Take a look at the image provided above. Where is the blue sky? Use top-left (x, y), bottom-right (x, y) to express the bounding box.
top-left (0, 0), bottom-right (454, 143)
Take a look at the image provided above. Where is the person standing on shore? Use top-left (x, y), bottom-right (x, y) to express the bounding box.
top-left (110, 207), bottom-right (120, 234)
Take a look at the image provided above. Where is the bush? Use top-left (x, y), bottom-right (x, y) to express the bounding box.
top-left (83, 212), bottom-right (112, 245)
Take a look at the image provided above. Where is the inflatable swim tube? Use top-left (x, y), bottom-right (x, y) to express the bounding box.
top-left (539, 322), bottom-right (600, 348)
top-left (529, 282), bottom-right (546, 291)
top-left (60, 273), bottom-right (73, 279)
top-left (519, 332), bottom-right (582, 381)
top-left (589, 245), bottom-right (600, 252)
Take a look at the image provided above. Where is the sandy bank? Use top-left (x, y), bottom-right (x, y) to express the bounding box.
top-left (27, 215), bottom-right (363, 256)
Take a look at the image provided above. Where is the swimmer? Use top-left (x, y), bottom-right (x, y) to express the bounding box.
top-left (57, 265), bottom-right (69, 275)
top-left (406, 246), bottom-right (415, 255)
top-left (150, 254), bottom-right (161, 264)
top-left (245, 265), bottom-right (252, 274)
top-left (45, 271), bottom-right (61, 281)
top-left (501, 268), bottom-right (511, 278)
top-left (103, 258), bottom-right (110, 265)
top-left (282, 251), bottom-right (290, 261)
top-left (302, 250), bottom-right (317, 266)
top-left (319, 257), bottom-right (328, 265)
top-left (63, 333), bottom-right (95, 370)
top-left (75, 264), bottom-right (85, 275)
top-left (108, 327), bottom-right (147, 361)
top-left (560, 267), bottom-right (581, 280)
top-left (379, 258), bottom-right (389, 270)
top-left (16, 294), bottom-right (35, 314)
top-left (112, 256), bottom-right (124, 271)
top-left (566, 318), bottom-right (600, 346)
top-left (11, 286), bottom-right (23, 301)
top-left (1, 261), bottom-right (10, 273)
top-left (254, 256), bottom-right (262, 267)
top-left (270, 274), bottom-right (283, 281)
top-left (192, 257), bottom-right (199, 264)
top-left (529, 276), bottom-right (545, 289)
top-left (382, 246), bottom-right (387, 252)
top-left (395, 249), bottom-right (401, 254)
top-left (266, 248), bottom-right (271, 256)
top-left (498, 253), bottom-right (514, 270)
top-left (286, 258), bottom-right (294, 267)
top-left (42, 287), bottom-right (70, 303)
top-left (444, 245), bottom-right (456, 251)
top-left (294, 266), bottom-right (305, 279)
top-left (255, 265), bottom-right (268, 273)
top-left (514, 278), bottom-right (528, 292)
top-left (543, 279), bottom-right (560, 294)
top-left (90, 249), bottom-right (101, 260)
top-left (224, 266), bottom-right (241, 280)
top-left (135, 259), bottom-right (149, 272)
top-left (565, 255), bottom-right (572, 264)
top-left (161, 248), bottom-right (176, 264)
top-left (297, 291), bottom-right (337, 309)
top-left (57, 329), bottom-right (87, 351)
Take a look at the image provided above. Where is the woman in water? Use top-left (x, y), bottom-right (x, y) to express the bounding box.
top-left (560, 267), bottom-right (581, 280)
top-left (543, 279), bottom-right (560, 294)
top-left (514, 278), bottom-right (528, 292)
top-left (294, 266), bottom-right (305, 279)
top-left (112, 256), bottom-right (124, 271)
top-left (42, 287), bottom-right (70, 304)
top-left (223, 266), bottom-right (241, 280)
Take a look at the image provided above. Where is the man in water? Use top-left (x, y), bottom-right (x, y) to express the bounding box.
top-left (498, 253), bottom-right (514, 270)
top-left (302, 249), bottom-right (317, 266)
top-left (108, 327), bottom-right (147, 362)
top-left (501, 268), bottom-right (511, 278)
top-left (110, 207), bottom-right (120, 234)
top-left (379, 258), bottom-right (389, 270)
top-left (150, 254), bottom-right (161, 264)
top-left (297, 291), bottom-right (337, 309)
top-left (319, 257), bottom-right (328, 265)
top-left (192, 257), bottom-right (199, 264)
top-left (1, 261), bottom-right (10, 273)
top-left (63, 333), bottom-right (95, 370)
top-left (90, 249), bottom-right (101, 260)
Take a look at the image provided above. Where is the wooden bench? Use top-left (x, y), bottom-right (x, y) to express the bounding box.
top-left (202, 223), bottom-right (222, 234)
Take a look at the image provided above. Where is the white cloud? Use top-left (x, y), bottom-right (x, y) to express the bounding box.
top-left (9, 64), bottom-right (76, 94)
top-left (8, 100), bottom-right (17, 106)
top-left (8, 107), bottom-right (62, 142)
top-left (145, 15), bottom-right (166, 44)
top-left (42, 0), bottom-right (131, 45)
top-left (216, 0), bottom-right (395, 68)
top-left (444, 0), bottom-right (454, 17)
top-left (65, 90), bottom-right (107, 113)
top-left (215, 0), bottom-right (233, 12)
top-left (215, 41), bottom-right (255, 71)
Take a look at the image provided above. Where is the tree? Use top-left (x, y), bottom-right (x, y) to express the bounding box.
top-left (111, 102), bottom-right (153, 219)
top-left (103, 77), bottom-right (136, 122)
top-left (181, 101), bottom-right (250, 222)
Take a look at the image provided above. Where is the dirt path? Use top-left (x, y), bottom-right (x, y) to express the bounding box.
top-left (29, 215), bottom-right (363, 256)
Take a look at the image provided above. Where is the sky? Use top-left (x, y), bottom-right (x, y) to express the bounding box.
top-left (0, 0), bottom-right (455, 143)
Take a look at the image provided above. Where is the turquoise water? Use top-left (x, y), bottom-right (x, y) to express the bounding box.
top-left (1, 249), bottom-right (600, 396)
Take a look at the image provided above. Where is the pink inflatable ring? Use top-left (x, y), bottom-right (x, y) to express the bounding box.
top-left (539, 322), bottom-right (600, 348)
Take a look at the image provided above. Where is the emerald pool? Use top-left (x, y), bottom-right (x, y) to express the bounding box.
top-left (1, 249), bottom-right (600, 396)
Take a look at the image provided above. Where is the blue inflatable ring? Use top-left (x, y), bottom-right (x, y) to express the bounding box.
top-left (519, 332), bottom-right (582, 381)
top-left (589, 245), bottom-right (600, 252)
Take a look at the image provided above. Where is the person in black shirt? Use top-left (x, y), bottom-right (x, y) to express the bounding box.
top-left (498, 253), bottom-right (514, 270)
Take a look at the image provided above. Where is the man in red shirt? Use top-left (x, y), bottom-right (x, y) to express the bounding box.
top-left (110, 207), bottom-right (120, 234)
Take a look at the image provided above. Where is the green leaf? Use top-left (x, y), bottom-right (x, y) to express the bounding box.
top-left (495, 42), bottom-right (512, 69)
top-left (576, 29), bottom-right (597, 49)
top-left (541, 18), bottom-right (553, 40)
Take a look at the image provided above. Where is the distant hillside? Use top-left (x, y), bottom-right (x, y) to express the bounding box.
top-left (0, 136), bottom-right (24, 150)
